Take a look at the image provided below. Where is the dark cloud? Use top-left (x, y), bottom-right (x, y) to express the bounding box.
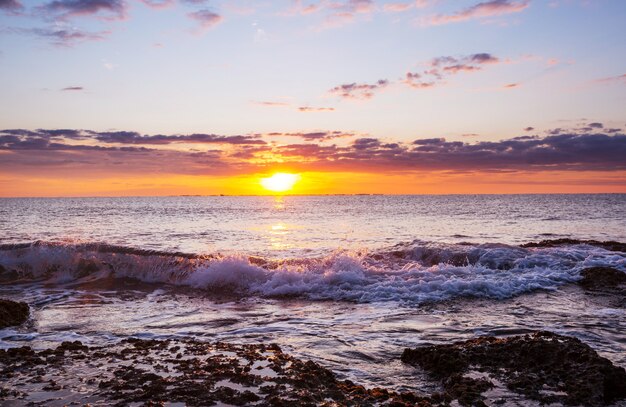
top-left (188, 9), bottom-right (222, 31)
top-left (0, 0), bottom-right (22, 12)
top-left (587, 122), bottom-right (603, 129)
top-left (0, 129), bottom-right (266, 147)
top-left (92, 131), bottom-right (266, 145)
top-left (329, 79), bottom-right (389, 100)
top-left (2, 129), bottom-right (624, 176)
top-left (61, 86), bottom-right (84, 91)
top-left (42, 0), bottom-right (127, 20)
top-left (345, 53), bottom-right (501, 98)
top-left (267, 132), bottom-right (626, 173)
top-left (524, 127), bottom-right (534, 132)
top-left (425, 0), bottom-right (530, 26)
top-left (431, 53), bottom-right (499, 75)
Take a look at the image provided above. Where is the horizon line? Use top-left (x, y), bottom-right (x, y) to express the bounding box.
top-left (1, 192), bottom-right (625, 199)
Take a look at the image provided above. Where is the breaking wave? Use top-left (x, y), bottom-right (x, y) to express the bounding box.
top-left (0, 240), bottom-right (624, 304)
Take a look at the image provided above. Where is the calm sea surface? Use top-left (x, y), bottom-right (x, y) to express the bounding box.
top-left (1, 194), bottom-right (624, 256)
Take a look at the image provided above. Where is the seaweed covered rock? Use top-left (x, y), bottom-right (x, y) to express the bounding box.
top-left (0, 338), bottom-right (438, 407)
top-left (0, 299), bottom-right (29, 329)
top-left (521, 239), bottom-right (626, 252)
top-left (401, 331), bottom-right (626, 406)
top-left (579, 266), bottom-right (626, 290)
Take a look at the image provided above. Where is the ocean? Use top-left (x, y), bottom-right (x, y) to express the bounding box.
top-left (1, 194), bottom-right (625, 399)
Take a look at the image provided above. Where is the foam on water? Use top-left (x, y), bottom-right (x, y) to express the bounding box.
top-left (0, 241), bottom-right (624, 304)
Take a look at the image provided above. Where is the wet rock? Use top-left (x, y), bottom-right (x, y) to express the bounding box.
top-left (0, 299), bottom-right (29, 329)
top-left (521, 238), bottom-right (626, 252)
top-left (579, 267), bottom-right (626, 289)
top-left (0, 338), bottom-right (439, 407)
top-left (401, 331), bottom-right (626, 406)
top-left (0, 264), bottom-right (20, 282)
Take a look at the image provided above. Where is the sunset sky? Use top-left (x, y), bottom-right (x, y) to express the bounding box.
top-left (0, 0), bottom-right (625, 196)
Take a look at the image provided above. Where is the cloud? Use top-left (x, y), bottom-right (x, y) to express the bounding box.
top-left (0, 0), bottom-right (22, 13)
top-left (283, 0), bottom-right (376, 29)
top-left (282, 132), bottom-right (626, 172)
top-left (3, 128), bottom-right (624, 177)
top-left (139, 0), bottom-right (175, 9)
top-left (41, 0), bottom-right (127, 20)
top-left (341, 52), bottom-right (500, 99)
top-left (329, 79), bottom-right (389, 100)
top-left (424, 0), bottom-right (529, 26)
top-left (383, 0), bottom-right (428, 12)
top-left (19, 27), bottom-right (111, 46)
top-left (268, 131), bottom-right (354, 141)
top-left (0, 129), bottom-right (266, 146)
top-left (298, 106), bottom-right (335, 112)
top-left (524, 127), bottom-right (534, 132)
top-left (595, 73), bottom-right (626, 84)
top-left (503, 83), bottom-right (519, 89)
top-left (92, 131), bottom-right (265, 145)
top-left (383, 2), bottom-right (412, 12)
top-left (253, 101), bottom-right (290, 107)
top-left (187, 9), bottom-right (222, 32)
top-left (61, 86), bottom-right (84, 91)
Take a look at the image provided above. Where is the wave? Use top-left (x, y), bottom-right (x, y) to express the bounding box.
top-left (0, 240), bottom-right (624, 304)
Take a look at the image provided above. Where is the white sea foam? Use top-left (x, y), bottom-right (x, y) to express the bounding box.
top-left (0, 241), bottom-right (624, 304)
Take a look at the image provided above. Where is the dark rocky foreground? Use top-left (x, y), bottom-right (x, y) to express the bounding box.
top-left (0, 331), bottom-right (625, 406)
top-left (0, 338), bottom-right (436, 407)
top-left (401, 331), bottom-right (626, 407)
top-left (0, 298), bottom-right (29, 329)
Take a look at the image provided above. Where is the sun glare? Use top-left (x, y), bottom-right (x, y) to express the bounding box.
top-left (260, 173), bottom-right (300, 193)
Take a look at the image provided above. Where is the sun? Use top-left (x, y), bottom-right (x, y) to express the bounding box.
top-left (260, 173), bottom-right (300, 193)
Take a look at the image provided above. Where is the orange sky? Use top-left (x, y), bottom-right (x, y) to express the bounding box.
top-left (2, 170), bottom-right (624, 197)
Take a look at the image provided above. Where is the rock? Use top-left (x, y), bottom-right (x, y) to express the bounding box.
top-left (0, 299), bottom-right (29, 329)
top-left (521, 239), bottom-right (626, 252)
top-left (401, 331), bottom-right (626, 406)
top-left (0, 338), bottom-right (439, 406)
top-left (579, 267), bottom-right (626, 289)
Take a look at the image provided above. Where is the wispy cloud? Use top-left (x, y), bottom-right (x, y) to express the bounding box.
top-left (329, 79), bottom-right (389, 100)
top-left (595, 73), bottom-right (626, 85)
top-left (331, 53), bottom-right (501, 100)
top-left (61, 86), bottom-right (84, 91)
top-left (17, 27), bottom-right (111, 46)
top-left (282, 0), bottom-right (376, 29)
top-left (423, 0), bottom-right (529, 26)
top-left (187, 9), bottom-right (223, 32)
top-left (266, 131), bottom-right (353, 141)
top-left (298, 106), bottom-right (335, 112)
top-left (253, 101), bottom-right (290, 107)
top-left (383, 0), bottom-right (428, 13)
top-left (139, 0), bottom-right (175, 9)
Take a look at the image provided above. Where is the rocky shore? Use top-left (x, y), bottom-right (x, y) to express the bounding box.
top-left (0, 330), bottom-right (625, 406)
top-left (402, 331), bottom-right (626, 406)
top-left (0, 298), bottom-right (29, 329)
